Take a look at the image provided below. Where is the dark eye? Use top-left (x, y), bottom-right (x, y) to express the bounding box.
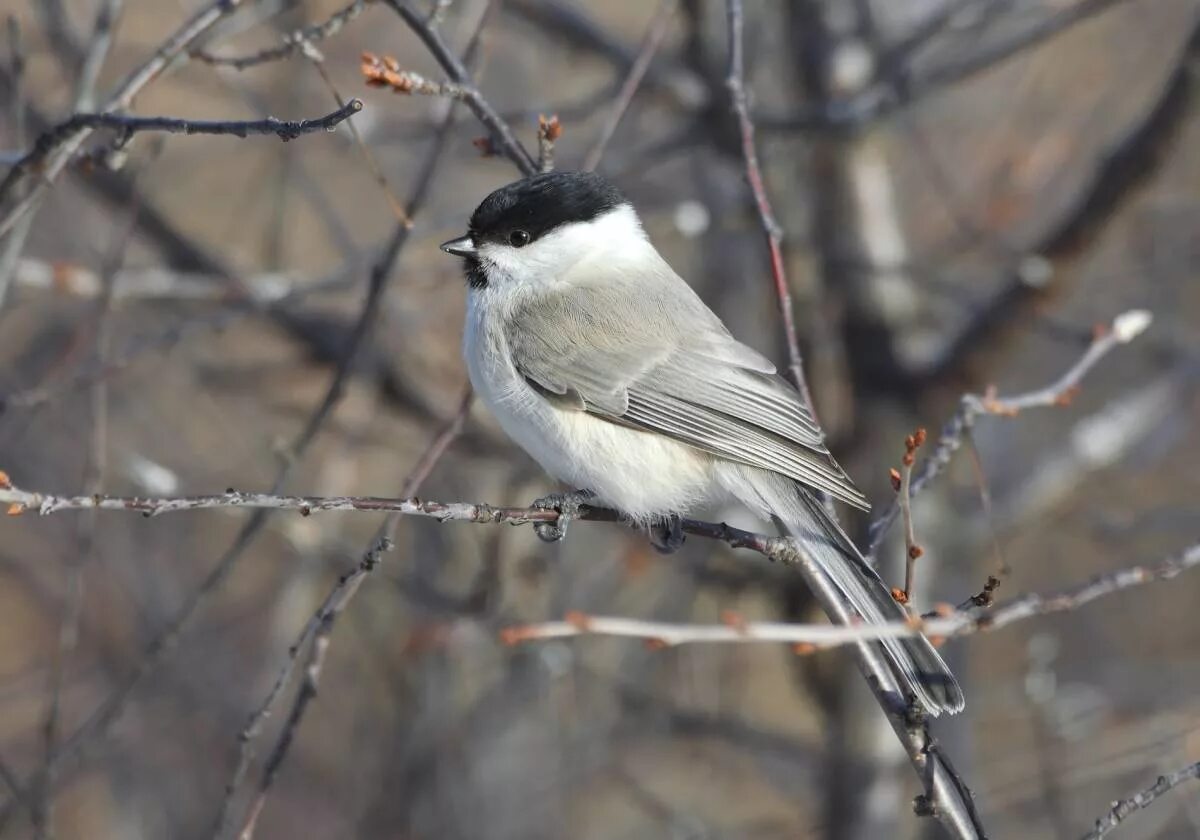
top-left (508, 230), bottom-right (531, 247)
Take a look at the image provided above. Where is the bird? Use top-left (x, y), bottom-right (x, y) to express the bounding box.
top-left (440, 170), bottom-right (964, 716)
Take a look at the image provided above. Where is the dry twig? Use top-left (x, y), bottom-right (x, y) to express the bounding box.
top-left (1081, 760), bottom-right (1200, 839)
top-left (581, 0), bottom-right (676, 171)
top-left (0, 0), bottom-right (261, 235)
top-left (867, 310), bottom-right (1153, 560)
top-left (2, 99), bottom-right (361, 195)
top-left (499, 541), bottom-right (1200, 650)
top-left (192, 0), bottom-right (366, 70)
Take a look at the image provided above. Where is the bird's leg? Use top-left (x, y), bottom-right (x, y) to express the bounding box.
top-left (646, 514), bottom-right (685, 554)
top-left (531, 489), bottom-right (596, 542)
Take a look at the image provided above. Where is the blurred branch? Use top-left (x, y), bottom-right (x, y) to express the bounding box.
top-left (867, 310), bottom-right (1154, 560)
top-left (72, 0), bottom-right (123, 111)
top-left (1081, 760), bottom-right (1200, 839)
top-left (227, 389), bottom-right (472, 840)
top-left (506, 0), bottom-right (703, 109)
top-left (9, 257), bottom-right (327, 303)
top-left (0, 0), bottom-right (266, 235)
top-left (380, 0), bottom-right (538, 174)
top-left (920, 19), bottom-right (1199, 382)
top-left (0, 99), bottom-right (362, 200)
top-left (32, 195), bottom-right (133, 839)
top-left (501, 540), bottom-right (1200, 649)
top-left (582, 0), bottom-right (676, 171)
top-left (193, 0), bottom-right (366, 70)
top-left (726, 0), bottom-right (812, 412)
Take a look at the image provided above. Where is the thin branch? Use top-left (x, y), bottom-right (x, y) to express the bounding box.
top-left (380, 0), bottom-right (538, 175)
top-left (500, 541), bottom-right (1200, 649)
top-left (893, 428), bottom-right (928, 605)
top-left (725, 0), bottom-right (812, 411)
top-left (2, 99), bottom-right (362, 196)
top-left (582, 0), bottom-right (677, 171)
top-left (9, 257), bottom-right (329, 303)
top-left (213, 7), bottom-right (495, 830)
top-left (1081, 761), bottom-right (1200, 840)
top-left (72, 0), bottom-right (123, 111)
top-left (32, 193), bottom-right (132, 839)
top-left (209, 390), bottom-right (471, 840)
top-left (867, 310), bottom-right (1153, 559)
top-left (192, 0), bottom-right (366, 70)
top-left (0, 0), bottom-right (262, 234)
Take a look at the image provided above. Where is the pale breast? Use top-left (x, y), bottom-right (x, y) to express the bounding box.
top-left (464, 292), bottom-right (714, 520)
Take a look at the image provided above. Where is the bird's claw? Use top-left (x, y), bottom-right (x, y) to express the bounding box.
top-left (647, 514), bottom-right (685, 554)
top-left (532, 490), bottom-right (595, 543)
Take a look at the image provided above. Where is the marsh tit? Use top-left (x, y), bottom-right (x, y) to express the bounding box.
top-left (441, 171), bottom-right (963, 716)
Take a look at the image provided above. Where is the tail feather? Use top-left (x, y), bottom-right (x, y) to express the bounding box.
top-left (716, 464), bottom-right (965, 716)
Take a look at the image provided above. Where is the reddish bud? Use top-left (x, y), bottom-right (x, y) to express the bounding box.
top-left (889, 468), bottom-right (902, 491)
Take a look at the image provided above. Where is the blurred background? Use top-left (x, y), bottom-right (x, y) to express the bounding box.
top-left (1, 0), bottom-right (1198, 837)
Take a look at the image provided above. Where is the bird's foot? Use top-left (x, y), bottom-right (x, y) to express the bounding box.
top-left (532, 489), bottom-right (596, 543)
top-left (647, 514), bottom-right (685, 554)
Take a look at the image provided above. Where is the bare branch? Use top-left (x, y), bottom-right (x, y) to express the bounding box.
top-left (892, 428), bottom-right (928, 605)
top-left (192, 0), bottom-right (366, 70)
top-left (500, 541), bottom-right (1200, 649)
top-left (380, 0), bottom-right (538, 174)
top-left (1081, 761), bottom-right (1200, 840)
top-left (582, 0), bottom-right (676, 171)
top-left (1, 99), bottom-right (362, 198)
top-left (0, 0), bottom-right (260, 234)
top-left (867, 309), bottom-right (1153, 559)
top-left (725, 0), bottom-right (813, 412)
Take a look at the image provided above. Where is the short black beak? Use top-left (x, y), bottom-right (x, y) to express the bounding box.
top-left (440, 235), bottom-right (478, 258)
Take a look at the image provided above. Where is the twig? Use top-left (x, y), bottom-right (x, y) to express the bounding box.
top-left (867, 310), bottom-right (1153, 560)
top-left (1081, 761), bottom-right (1200, 840)
top-left (0, 63), bottom-right (459, 829)
top-left (32, 192), bottom-right (133, 839)
top-left (192, 0), bottom-right (366, 70)
top-left (72, 0), bottom-right (123, 111)
top-left (725, 0), bottom-right (812, 412)
top-left (0, 0), bottom-right (262, 234)
top-left (581, 0), bottom-right (676, 171)
top-left (500, 541), bottom-right (1200, 649)
top-left (380, 0), bottom-right (538, 175)
top-left (361, 54), bottom-right (471, 98)
top-left (232, 391), bottom-right (472, 840)
top-left (0, 17), bottom-right (30, 310)
top-left (536, 114), bottom-right (562, 172)
top-left (215, 6), bottom-right (495, 830)
top-left (891, 428), bottom-right (927, 605)
top-left (2, 99), bottom-right (362, 195)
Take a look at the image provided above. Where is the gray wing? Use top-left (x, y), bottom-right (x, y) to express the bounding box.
top-left (507, 282), bottom-right (869, 510)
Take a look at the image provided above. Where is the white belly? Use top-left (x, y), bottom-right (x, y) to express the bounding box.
top-left (464, 297), bottom-right (713, 520)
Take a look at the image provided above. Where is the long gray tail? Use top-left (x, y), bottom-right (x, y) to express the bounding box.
top-left (717, 464), bottom-right (965, 716)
